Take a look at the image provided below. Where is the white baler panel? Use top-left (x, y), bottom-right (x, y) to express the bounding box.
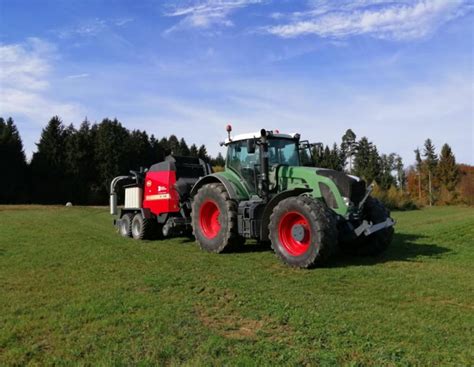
top-left (125, 187), bottom-right (142, 208)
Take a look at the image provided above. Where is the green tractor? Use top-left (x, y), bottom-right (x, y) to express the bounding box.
top-left (190, 126), bottom-right (394, 268)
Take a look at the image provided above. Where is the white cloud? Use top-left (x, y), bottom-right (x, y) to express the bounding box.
top-left (55, 17), bottom-right (134, 39)
top-left (65, 73), bottom-right (90, 79)
top-left (0, 38), bottom-right (83, 128)
top-left (265, 0), bottom-right (471, 40)
top-left (164, 0), bottom-right (262, 33)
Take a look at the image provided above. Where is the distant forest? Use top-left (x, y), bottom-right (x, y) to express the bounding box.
top-left (1, 116), bottom-right (472, 207)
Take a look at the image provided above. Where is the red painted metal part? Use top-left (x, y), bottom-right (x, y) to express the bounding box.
top-left (142, 170), bottom-right (180, 216)
top-left (278, 211), bottom-right (311, 256)
top-left (199, 199), bottom-right (221, 239)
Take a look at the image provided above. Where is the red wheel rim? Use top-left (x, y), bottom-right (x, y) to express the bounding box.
top-left (278, 211), bottom-right (311, 256)
top-left (199, 200), bottom-right (221, 239)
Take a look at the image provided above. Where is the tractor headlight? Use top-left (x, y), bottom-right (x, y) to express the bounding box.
top-left (342, 196), bottom-right (352, 207)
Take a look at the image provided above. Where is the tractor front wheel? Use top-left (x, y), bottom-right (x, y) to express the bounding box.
top-left (269, 196), bottom-right (337, 268)
top-left (192, 183), bottom-right (244, 252)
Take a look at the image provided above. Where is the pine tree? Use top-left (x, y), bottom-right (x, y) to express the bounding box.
top-left (168, 135), bottom-right (180, 155)
top-left (329, 143), bottom-right (344, 171)
top-left (30, 116), bottom-right (69, 203)
top-left (179, 138), bottom-right (190, 156)
top-left (150, 134), bottom-right (165, 162)
top-left (353, 137), bottom-right (380, 184)
top-left (394, 155), bottom-right (405, 191)
top-left (212, 152), bottom-right (225, 167)
top-left (423, 139), bottom-right (438, 206)
top-left (189, 144), bottom-right (199, 158)
top-left (341, 129), bottom-right (357, 173)
top-left (63, 119), bottom-right (100, 203)
top-left (414, 148), bottom-right (423, 201)
top-left (437, 143), bottom-right (459, 202)
top-left (378, 153), bottom-right (396, 190)
top-left (0, 117), bottom-right (28, 203)
top-left (94, 118), bottom-right (130, 197)
top-left (198, 144), bottom-right (209, 162)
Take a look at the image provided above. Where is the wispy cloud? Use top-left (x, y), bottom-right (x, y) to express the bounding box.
top-left (265, 0), bottom-right (471, 40)
top-left (164, 0), bottom-right (262, 33)
top-left (0, 38), bottom-right (83, 127)
top-left (55, 17), bottom-right (134, 39)
top-left (65, 73), bottom-right (90, 79)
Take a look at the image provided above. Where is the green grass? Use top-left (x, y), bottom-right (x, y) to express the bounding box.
top-left (1, 206), bottom-right (473, 366)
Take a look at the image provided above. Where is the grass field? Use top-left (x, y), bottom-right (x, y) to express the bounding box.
top-left (0, 206), bottom-right (473, 366)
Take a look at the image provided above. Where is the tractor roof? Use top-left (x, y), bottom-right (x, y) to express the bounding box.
top-left (225, 132), bottom-right (298, 145)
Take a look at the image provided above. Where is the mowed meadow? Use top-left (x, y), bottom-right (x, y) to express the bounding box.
top-left (0, 206), bottom-right (473, 366)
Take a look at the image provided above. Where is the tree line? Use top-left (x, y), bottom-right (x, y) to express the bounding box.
top-left (0, 116), bottom-right (224, 204)
top-left (311, 129), bottom-right (470, 208)
top-left (1, 117), bottom-right (471, 207)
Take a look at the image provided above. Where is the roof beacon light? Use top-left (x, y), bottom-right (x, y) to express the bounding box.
top-left (275, 129), bottom-right (280, 134)
top-left (226, 124), bottom-right (232, 141)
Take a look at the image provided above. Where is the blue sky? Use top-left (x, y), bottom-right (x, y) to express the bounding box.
top-left (0, 0), bottom-right (473, 165)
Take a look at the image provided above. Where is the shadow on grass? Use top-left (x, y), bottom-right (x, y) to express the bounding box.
top-left (331, 232), bottom-right (451, 267)
top-left (175, 232), bottom-right (451, 266)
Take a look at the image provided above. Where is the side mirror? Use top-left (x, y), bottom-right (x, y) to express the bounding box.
top-left (247, 139), bottom-right (256, 154)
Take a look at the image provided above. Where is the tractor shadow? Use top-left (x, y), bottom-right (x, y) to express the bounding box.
top-left (218, 232), bottom-right (451, 266)
top-left (330, 232), bottom-right (451, 268)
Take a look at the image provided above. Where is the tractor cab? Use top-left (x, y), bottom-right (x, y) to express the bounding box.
top-left (224, 131), bottom-right (302, 194)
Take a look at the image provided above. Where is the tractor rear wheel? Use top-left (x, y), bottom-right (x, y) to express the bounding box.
top-left (352, 197), bottom-right (394, 256)
top-left (131, 213), bottom-right (155, 240)
top-left (269, 196), bottom-right (338, 268)
top-left (192, 183), bottom-right (244, 252)
top-left (119, 213), bottom-right (133, 237)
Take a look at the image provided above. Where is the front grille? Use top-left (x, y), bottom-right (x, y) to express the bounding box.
top-left (316, 169), bottom-right (366, 206)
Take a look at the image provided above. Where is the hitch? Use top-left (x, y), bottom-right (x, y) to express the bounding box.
top-left (354, 218), bottom-right (395, 237)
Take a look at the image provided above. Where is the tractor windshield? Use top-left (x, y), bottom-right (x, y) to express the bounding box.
top-left (226, 138), bottom-right (300, 192)
top-left (268, 139), bottom-right (300, 166)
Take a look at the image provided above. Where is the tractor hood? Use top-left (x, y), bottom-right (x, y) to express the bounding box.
top-left (276, 166), bottom-right (366, 215)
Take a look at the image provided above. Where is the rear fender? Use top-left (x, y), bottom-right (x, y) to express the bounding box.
top-left (260, 188), bottom-right (312, 241)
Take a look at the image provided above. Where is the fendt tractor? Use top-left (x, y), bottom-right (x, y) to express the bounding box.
top-left (110, 126), bottom-right (395, 268)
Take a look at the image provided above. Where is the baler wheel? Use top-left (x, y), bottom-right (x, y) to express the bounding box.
top-left (269, 196), bottom-right (337, 268)
top-left (131, 213), bottom-right (154, 240)
top-left (192, 183), bottom-right (245, 253)
top-left (119, 213), bottom-right (133, 237)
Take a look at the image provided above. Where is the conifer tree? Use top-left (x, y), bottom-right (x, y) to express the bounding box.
top-left (423, 138), bottom-right (438, 206)
top-left (437, 143), bottom-right (459, 202)
top-left (353, 137), bottom-right (380, 184)
top-left (0, 117), bottom-right (28, 203)
top-left (341, 129), bottom-right (357, 173)
top-left (198, 144), bottom-right (209, 162)
top-left (189, 144), bottom-right (199, 158)
top-left (179, 138), bottom-right (190, 156)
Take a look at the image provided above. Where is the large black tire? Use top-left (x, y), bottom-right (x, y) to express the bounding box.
top-left (192, 183), bottom-right (245, 253)
top-left (118, 213), bottom-right (133, 237)
top-left (353, 197), bottom-right (394, 256)
top-left (131, 213), bottom-right (155, 240)
top-left (269, 196), bottom-right (338, 268)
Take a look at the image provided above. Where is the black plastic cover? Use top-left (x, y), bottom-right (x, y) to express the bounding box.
top-left (316, 169), bottom-right (366, 206)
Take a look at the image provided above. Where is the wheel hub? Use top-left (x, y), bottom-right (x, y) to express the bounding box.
top-left (291, 224), bottom-right (306, 242)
